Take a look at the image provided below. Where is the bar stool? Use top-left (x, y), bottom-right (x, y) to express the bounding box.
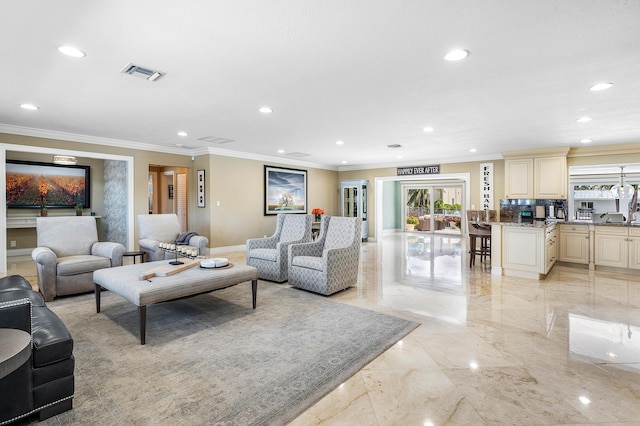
top-left (468, 223), bottom-right (491, 267)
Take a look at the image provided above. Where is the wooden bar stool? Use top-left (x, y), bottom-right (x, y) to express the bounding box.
top-left (468, 223), bottom-right (491, 267)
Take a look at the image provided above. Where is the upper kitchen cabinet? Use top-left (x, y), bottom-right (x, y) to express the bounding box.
top-left (534, 156), bottom-right (567, 199)
top-left (503, 148), bottom-right (569, 199)
top-left (505, 158), bottom-right (534, 198)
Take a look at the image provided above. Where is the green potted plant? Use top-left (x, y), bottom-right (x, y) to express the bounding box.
top-left (40, 203), bottom-right (48, 217)
top-left (406, 215), bottom-right (418, 231)
top-left (75, 203), bottom-right (83, 216)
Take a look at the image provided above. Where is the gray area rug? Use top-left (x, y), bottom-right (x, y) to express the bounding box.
top-left (44, 281), bottom-right (419, 425)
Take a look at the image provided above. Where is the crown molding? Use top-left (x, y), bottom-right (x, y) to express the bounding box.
top-left (568, 142), bottom-right (640, 158)
top-left (502, 147), bottom-right (570, 159)
top-left (0, 124), bottom-right (338, 171)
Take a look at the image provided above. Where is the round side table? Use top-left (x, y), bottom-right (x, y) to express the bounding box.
top-left (0, 328), bottom-right (31, 379)
top-left (123, 251), bottom-right (145, 264)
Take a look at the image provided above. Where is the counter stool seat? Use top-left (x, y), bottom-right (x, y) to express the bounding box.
top-left (469, 223), bottom-right (491, 267)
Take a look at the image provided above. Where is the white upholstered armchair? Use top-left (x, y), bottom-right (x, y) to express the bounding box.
top-left (137, 214), bottom-right (209, 262)
top-left (288, 216), bottom-right (361, 295)
top-left (32, 216), bottom-right (125, 301)
top-left (246, 214), bottom-right (312, 282)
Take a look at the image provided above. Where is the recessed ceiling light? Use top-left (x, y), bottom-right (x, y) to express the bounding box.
top-left (20, 103), bottom-right (39, 110)
top-left (336, 140), bottom-right (344, 145)
top-left (444, 49), bottom-right (469, 61)
top-left (175, 143), bottom-right (183, 147)
top-left (422, 126), bottom-right (434, 132)
top-left (469, 148), bottom-right (477, 153)
top-left (177, 131), bottom-right (188, 137)
top-left (396, 155), bottom-right (403, 159)
top-left (580, 139), bottom-right (593, 144)
top-left (277, 149), bottom-right (285, 154)
top-left (259, 106), bottom-right (273, 113)
top-left (341, 160), bottom-right (348, 164)
top-left (589, 82), bottom-right (613, 91)
top-left (57, 45), bottom-right (86, 58)
top-left (576, 117), bottom-right (592, 123)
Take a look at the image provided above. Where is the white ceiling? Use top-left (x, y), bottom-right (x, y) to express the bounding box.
top-left (1, 1), bottom-right (639, 170)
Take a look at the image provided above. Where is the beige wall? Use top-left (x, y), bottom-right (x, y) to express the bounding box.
top-left (6, 131), bottom-right (640, 250)
top-left (338, 160), bottom-right (506, 239)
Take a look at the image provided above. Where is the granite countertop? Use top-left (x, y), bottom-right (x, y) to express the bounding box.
top-left (498, 221), bottom-right (554, 228)
top-left (558, 220), bottom-right (640, 227)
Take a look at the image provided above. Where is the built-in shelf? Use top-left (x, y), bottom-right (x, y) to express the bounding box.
top-left (7, 216), bottom-right (100, 228)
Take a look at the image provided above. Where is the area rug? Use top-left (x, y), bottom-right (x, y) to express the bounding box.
top-left (46, 281), bottom-right (419, 425)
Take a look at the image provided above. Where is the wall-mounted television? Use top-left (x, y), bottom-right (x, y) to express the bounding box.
top-left (6, 159), bottom-right (90, 209)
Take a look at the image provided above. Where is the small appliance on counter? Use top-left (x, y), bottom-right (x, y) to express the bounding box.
top-left (519, 210), bottom-right (534, 224)
top-left (535, 205), bottom-right (546, 221)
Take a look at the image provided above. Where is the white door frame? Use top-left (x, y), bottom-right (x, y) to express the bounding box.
top-left (375, 173), bottom-right (470, 240)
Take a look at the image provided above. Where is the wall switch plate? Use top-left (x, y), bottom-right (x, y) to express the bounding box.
top-left (216, 200), bottom-right (221, 206)
top-left (10, 240), bottom-right (16, 247)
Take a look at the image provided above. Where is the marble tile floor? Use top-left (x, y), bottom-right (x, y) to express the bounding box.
top-left (5, 232), bottom-right (640, 425)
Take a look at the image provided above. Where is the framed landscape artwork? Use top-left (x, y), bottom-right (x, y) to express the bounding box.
top-left (264, 166), bottom-right (307, 215)
top-left (6, 159), bottom-right (90, 209)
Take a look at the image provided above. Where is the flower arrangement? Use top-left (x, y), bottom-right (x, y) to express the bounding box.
top-left (311, 208), bottom-right (325, 221)
top-left (406, 215), bottom-right (419, 225)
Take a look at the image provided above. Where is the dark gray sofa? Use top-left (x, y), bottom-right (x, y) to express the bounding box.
top-left (0, 275), bottom-right (74, 424)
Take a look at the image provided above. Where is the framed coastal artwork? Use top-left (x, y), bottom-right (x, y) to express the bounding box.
top-left (264, 166), bottom-right (307, 215)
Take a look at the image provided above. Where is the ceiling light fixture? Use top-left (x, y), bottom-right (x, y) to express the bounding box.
top-left (53, 155), bottom-right (77, 165)
top-left (589, 82), bottom-right (613, 91)
top-left (580, 138), bottom-right (593, 144)
top-left (341, 160), bottom-right (348, 164)
top-left (576, 117), bottom-right (592, 123)
top-left (20, 103), bottom-right (39, 110)
top-left (177, 131), bottom-right (188, 137)
top-left (57, 45), bottom-right (86, 58)
top-left (422, 126), bottom-right (434, 132)
top-left (277, 149), bottom-right (285, 154)
top-left (336, 140), bottom-right (344, 145)
top-left (444, 49), bottom-right (469, 61)
top-left (469, 148), bottom-right (478, 153)
top-left (259, 106), bottom-right (273, 114)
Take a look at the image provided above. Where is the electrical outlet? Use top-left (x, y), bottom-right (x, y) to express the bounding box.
top-left (10, 240), bottom-right (17, 247)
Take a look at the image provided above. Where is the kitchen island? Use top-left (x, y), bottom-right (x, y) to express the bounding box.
top-left (491, 221), bottom-right (557, 280)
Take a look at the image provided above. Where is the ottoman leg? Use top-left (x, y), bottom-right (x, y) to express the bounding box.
top-left (94, 284), bottom-right (102, 313)
top-left (252, 279), bottom-right (257, 309)
top-left (139, 306), bottom-right (147, 345)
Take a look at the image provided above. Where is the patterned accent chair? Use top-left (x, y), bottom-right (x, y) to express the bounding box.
top-left (32, 216), bottom-right (125, 301)
top-left (246, 214), bottom-right (313, 282)
top-left (288, 216), bottom-right (362, 295)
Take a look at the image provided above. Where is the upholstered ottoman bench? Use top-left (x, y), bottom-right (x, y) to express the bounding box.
top-left (93, 260), bottom-right (258, 344)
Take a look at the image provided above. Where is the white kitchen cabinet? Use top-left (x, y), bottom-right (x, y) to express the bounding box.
top-left (502, 225), bottom-right (555, 278)
top-left (594, 227), bottom-right (628, 268)
top-left (503, 148), bottom-right (569, 200)
top-left (628, 228), bottom-right (640, 270)
top-left (534, 156), bottom-right (567, 199)
top-left (558, 224), bottom-right (589, 264)
top-left (505, 158), bottom-right (534, 199)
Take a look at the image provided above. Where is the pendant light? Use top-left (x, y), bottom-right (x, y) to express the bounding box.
top-left (611, 166), bottom-right (635, 216)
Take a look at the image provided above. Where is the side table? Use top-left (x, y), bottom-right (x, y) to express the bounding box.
top-left (123, 251), bottom-right (145, 264)
top-left (0, 328), bottom-right (31, 379)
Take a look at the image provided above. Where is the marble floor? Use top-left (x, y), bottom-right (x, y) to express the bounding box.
top-left (6, 232), bottom-right (640, 425)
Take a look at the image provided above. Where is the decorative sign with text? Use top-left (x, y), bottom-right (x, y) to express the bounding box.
top-left (480, 162), bottom-right (494, 210)
top-left (397, 165), bottom-right (440, 176)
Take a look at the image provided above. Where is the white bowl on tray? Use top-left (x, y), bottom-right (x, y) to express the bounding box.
top-left (200, 258), bottom-right (229, 268)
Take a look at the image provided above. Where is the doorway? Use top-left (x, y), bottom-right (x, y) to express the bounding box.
top-left (148, 165), bottom-right (189, 233)
top-left (402, 182), bottom-right (464, 236)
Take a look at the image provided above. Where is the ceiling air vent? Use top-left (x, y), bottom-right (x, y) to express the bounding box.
top-left (386, 144), bottom-right (402, 149)
top-left (197, 136), bottom-right (234, 145)
top-left (120, 63), bottom-right (164, 82)
top-left (286, 152), bottom-right (310, 158)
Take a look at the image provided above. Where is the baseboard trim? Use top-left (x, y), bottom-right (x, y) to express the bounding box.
top-left (208, 245), bottom-right (246, 255)
top-left (7, 248), bottom-right (33, 257)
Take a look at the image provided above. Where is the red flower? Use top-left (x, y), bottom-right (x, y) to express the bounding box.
top-left (311, 208), bottom-right (325, 215)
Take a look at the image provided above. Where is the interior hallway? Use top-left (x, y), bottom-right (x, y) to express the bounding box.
top-left (6, 233), bottom-right (640, 425)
